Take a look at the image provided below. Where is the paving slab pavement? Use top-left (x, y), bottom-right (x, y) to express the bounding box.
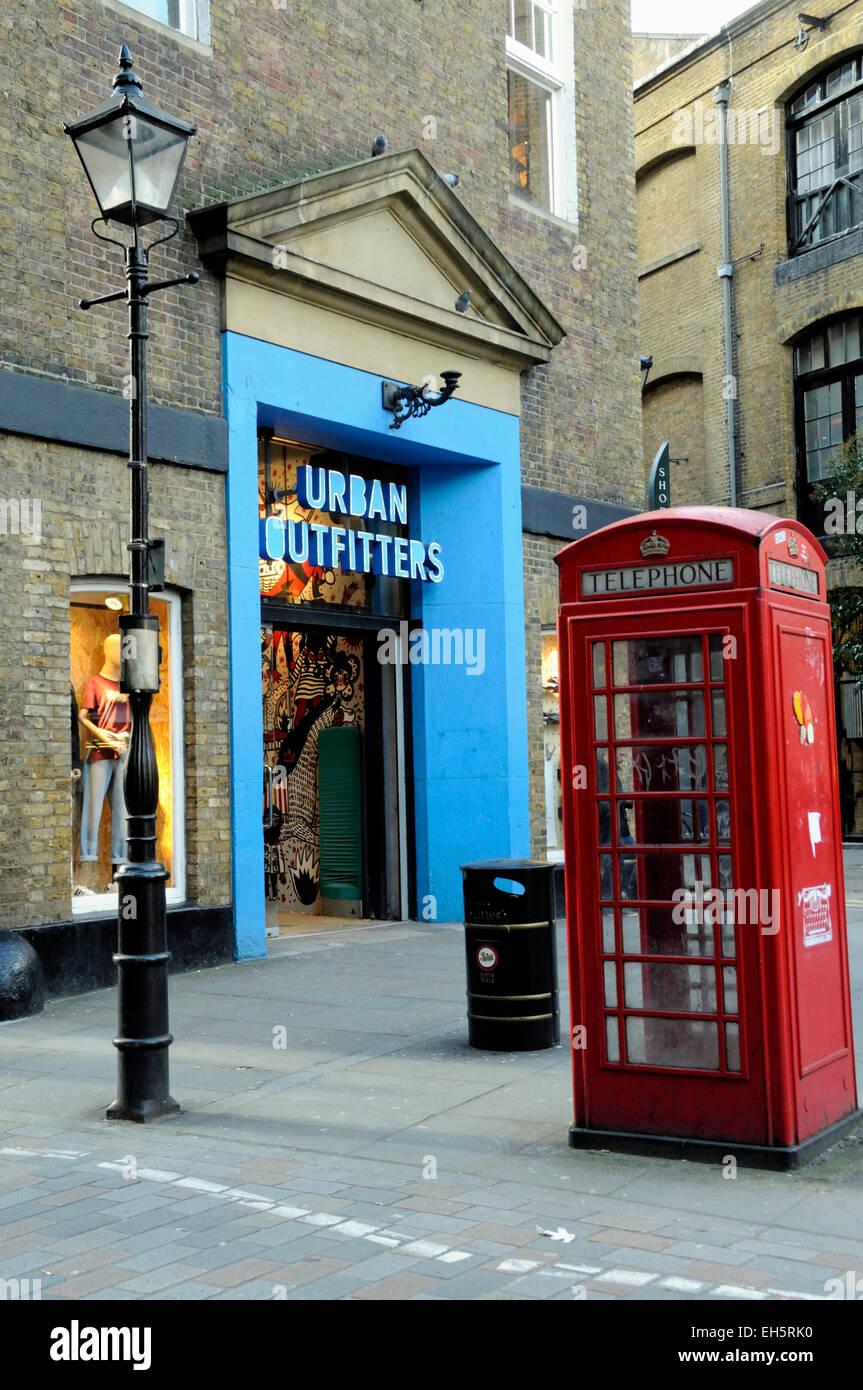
top-left (1, 850), bottom-right (862, 1301)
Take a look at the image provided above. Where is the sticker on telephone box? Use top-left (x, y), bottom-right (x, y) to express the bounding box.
top-left (798, 883), bottom-right (833, 947)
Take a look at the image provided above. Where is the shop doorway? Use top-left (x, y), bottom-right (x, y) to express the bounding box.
top-left (261, 613), bottom-right (410, 934)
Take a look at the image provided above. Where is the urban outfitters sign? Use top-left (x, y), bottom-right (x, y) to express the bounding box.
top-left (260, 465), bottom-right (444, 583)
top-left (582, 558), bottom-right (734, 596)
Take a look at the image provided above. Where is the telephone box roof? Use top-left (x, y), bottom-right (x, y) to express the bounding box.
top-left (555, 506), bottom-right (827, 569)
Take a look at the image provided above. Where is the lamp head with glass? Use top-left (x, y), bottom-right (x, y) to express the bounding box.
top-left (63, 44), bottom-right (196, 228)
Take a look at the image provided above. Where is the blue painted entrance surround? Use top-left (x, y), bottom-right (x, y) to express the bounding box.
top-left (224, 331), bottom-right (530, 958)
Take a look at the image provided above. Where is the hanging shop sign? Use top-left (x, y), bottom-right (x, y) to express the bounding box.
top-left (260, 465), bottom-right (444, 583)
top-left (647, 441), bottom-right (671, 510)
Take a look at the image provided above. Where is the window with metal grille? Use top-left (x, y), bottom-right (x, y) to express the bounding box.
top-left (794, 312), bottom-right (863, 530)
top-left (788, 54), bottom-right (863, 252)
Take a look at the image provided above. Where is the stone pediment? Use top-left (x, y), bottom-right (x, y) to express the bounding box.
top-left (188, 148), bottom-right (564, 370)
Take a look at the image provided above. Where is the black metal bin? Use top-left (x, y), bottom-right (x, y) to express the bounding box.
top-left (461, 859), bottom-right (560, 1051)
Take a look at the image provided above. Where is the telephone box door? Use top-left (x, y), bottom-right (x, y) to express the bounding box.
top-left (562, 607), bottom-right (768, 1144)
top-left (769, 606), bottom-right (856, 1140)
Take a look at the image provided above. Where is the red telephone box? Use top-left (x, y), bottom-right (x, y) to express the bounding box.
top-left (557, 508), bottom-right (859, 1166)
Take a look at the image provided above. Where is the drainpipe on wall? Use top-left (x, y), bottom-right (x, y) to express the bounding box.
top-left (715, 80), bottom-right (738, 509)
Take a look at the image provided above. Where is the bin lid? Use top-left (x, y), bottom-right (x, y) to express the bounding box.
top-left (460, 859), bottom-right (555, 873)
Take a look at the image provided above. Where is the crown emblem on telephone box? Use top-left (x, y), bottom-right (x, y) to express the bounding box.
top-left (639, 530), bottom-right (670, 558)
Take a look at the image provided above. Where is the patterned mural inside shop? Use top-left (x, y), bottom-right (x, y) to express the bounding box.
top-left (258, 442), bottom-right (368, 609)
top-left (262, 627), bottom-right (365, 913)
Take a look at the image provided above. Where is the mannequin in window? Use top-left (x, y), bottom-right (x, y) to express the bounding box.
top-left (79, 634), bottom-right (131, 877)
top-left (70, 683), bottom-right (81, 782)
top-left (70, 681), bottom-right (95, 898)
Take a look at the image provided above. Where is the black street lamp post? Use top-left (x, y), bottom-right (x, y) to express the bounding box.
top-left (64, 45), bottom-right (198, 1122)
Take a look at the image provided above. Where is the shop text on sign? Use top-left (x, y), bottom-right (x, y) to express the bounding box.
top-left (582, 558), bottom-right (734, 596)
top-left (260, 465), bottom-right (444, 583)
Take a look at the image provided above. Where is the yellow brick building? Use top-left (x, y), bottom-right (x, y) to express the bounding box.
top-left (635, 0), bottom-right (863, 829)
top-left (0, 0), bottom-right (642, 1001)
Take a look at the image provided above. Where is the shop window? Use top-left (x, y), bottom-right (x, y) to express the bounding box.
top-left (788, 54), bottom-right (863, 253)
top-left (542, 629), bottom-right (563, 861)
top-left (116, 0), bottom-right (209, 42)
top-left (794, 312), bottom-right (863, 528)
top-left (70, 583), bottom-right (185, 912)
top-left (506, 0), bottom-right (577, 220)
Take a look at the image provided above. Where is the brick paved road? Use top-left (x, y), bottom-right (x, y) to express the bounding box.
top-left (1, 855), bottom-right (862, 1302)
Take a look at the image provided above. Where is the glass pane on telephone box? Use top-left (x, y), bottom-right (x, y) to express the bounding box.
top-left (594, 632), bottom-right (738, 1075)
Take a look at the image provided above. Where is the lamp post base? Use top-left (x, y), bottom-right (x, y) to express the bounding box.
top-left (106, 1095), bottom-right (181, 1124)
top-left (108, 856), bottom-right (178, 1123)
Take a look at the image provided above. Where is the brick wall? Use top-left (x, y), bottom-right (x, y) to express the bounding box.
top-left (635, 0), bottom-right (863, 515)
top-left (0, 0), bottom-right (641, 893)
top-left (0, 0), bottom-right (640, 481)
top-left (642, 374), bottom-right (707, 504)
top-left (632, 33), bottom-right (706, 83)
top-left (0, 436), bottom-right (229, 928)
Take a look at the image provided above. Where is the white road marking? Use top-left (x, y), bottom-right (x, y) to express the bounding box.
top-left (594, 1268), bottom-right (656, 1287)
top-left (332, 1220), bottom-right (380, 1238)
top-left (661, 1276), bottom-right (704, 1292)
top-left (712, 1284), bottom-right (770, 1299)
top-left (399, 1239), bottom-right (450, 1257)
top-left (2, 1146), bottom-right (87, 1159)
top-left (3, 1145), bottom-right (829, 1302)
top-left (766, 1288), bottom-right (824, 1301)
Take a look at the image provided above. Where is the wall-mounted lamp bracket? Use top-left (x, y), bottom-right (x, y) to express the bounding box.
top-left (381, 372), bottom-right (461, 430)
top-left (795, 12), bottom-right (830, 50)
